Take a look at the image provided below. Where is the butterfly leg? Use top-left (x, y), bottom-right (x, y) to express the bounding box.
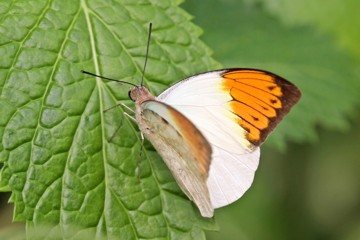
top-left (119, 103), bottom-right (135, 113)
top-left (104, 104), bottom-right (121, 113)
top-left (105, 102), bottom-right (137, 142)
top-left (122, 111), bottom-right (145, 179)
top-left (104, 103), bottom-right (144, 179)
top-left (123, 112), bottom-right (137, 123)
top-left (104, 102), bottom-right (135, 113)
top-left (107, 116), bottom-right (123, 142)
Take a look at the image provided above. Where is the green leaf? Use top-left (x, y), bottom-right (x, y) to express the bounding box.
top-left (183, 0), bottom-right (360, 150)
top-left (0, 0), bottom-right (218, 239)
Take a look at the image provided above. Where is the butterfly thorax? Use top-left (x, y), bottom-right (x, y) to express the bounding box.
top-left (128, 86), bottom-right (155, 105)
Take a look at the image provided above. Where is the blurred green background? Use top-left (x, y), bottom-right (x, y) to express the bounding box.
top-left (1, 0), bottom-right (360, 239)
top-left (181, 0), bottom-right (360, 239)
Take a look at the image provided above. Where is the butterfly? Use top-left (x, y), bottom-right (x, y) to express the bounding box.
top-left (82, 24), bottom-right (301, 218)
top-left (128, 68), bottom-right (301, 217)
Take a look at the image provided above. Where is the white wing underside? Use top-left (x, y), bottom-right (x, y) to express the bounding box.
top-left (158, 71), bottom-right (260, 209)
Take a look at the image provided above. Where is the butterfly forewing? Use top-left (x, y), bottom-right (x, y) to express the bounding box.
top-left (157, 68), bottom-right (301, 209)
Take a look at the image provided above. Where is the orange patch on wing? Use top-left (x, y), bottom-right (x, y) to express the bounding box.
top-left (229, 101), bottom-right (269, 129)
top-left (221, 69), bottom-right (301, 145)
top-left (230, 84), bottom-right (282, 113)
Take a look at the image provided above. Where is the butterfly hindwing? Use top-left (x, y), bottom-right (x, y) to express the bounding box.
top-left (139, 100), bottom-right (214, 217)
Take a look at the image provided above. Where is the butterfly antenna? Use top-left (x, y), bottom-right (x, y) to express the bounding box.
top-left (81, 70), bottom-right (137, 87)
top-left (140, 23), bottom-right (152, 86)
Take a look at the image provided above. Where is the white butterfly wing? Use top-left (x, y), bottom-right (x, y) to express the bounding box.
top-left (157, 70), bottom-right (259, 208)
top-left (157, 69), bottom-right (301, 209)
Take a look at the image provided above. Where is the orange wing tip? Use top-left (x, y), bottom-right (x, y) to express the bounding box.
top-left (221, 69), bottom-right (301, 145)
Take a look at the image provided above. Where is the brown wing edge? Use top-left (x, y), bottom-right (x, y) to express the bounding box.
top-left (256, 72), bottom-right (302, 145)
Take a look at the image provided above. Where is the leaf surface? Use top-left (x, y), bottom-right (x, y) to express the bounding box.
top-left (0, 0), bottom-right (218, 238)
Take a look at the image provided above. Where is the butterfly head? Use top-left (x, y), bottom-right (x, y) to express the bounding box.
top-left (128, 85), bottom-right (155, 104)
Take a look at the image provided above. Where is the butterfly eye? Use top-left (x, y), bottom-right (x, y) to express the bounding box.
top-left (128, 90), bottom-right (136, 102)
top-left (128, 87), bottom-right (141, 102)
